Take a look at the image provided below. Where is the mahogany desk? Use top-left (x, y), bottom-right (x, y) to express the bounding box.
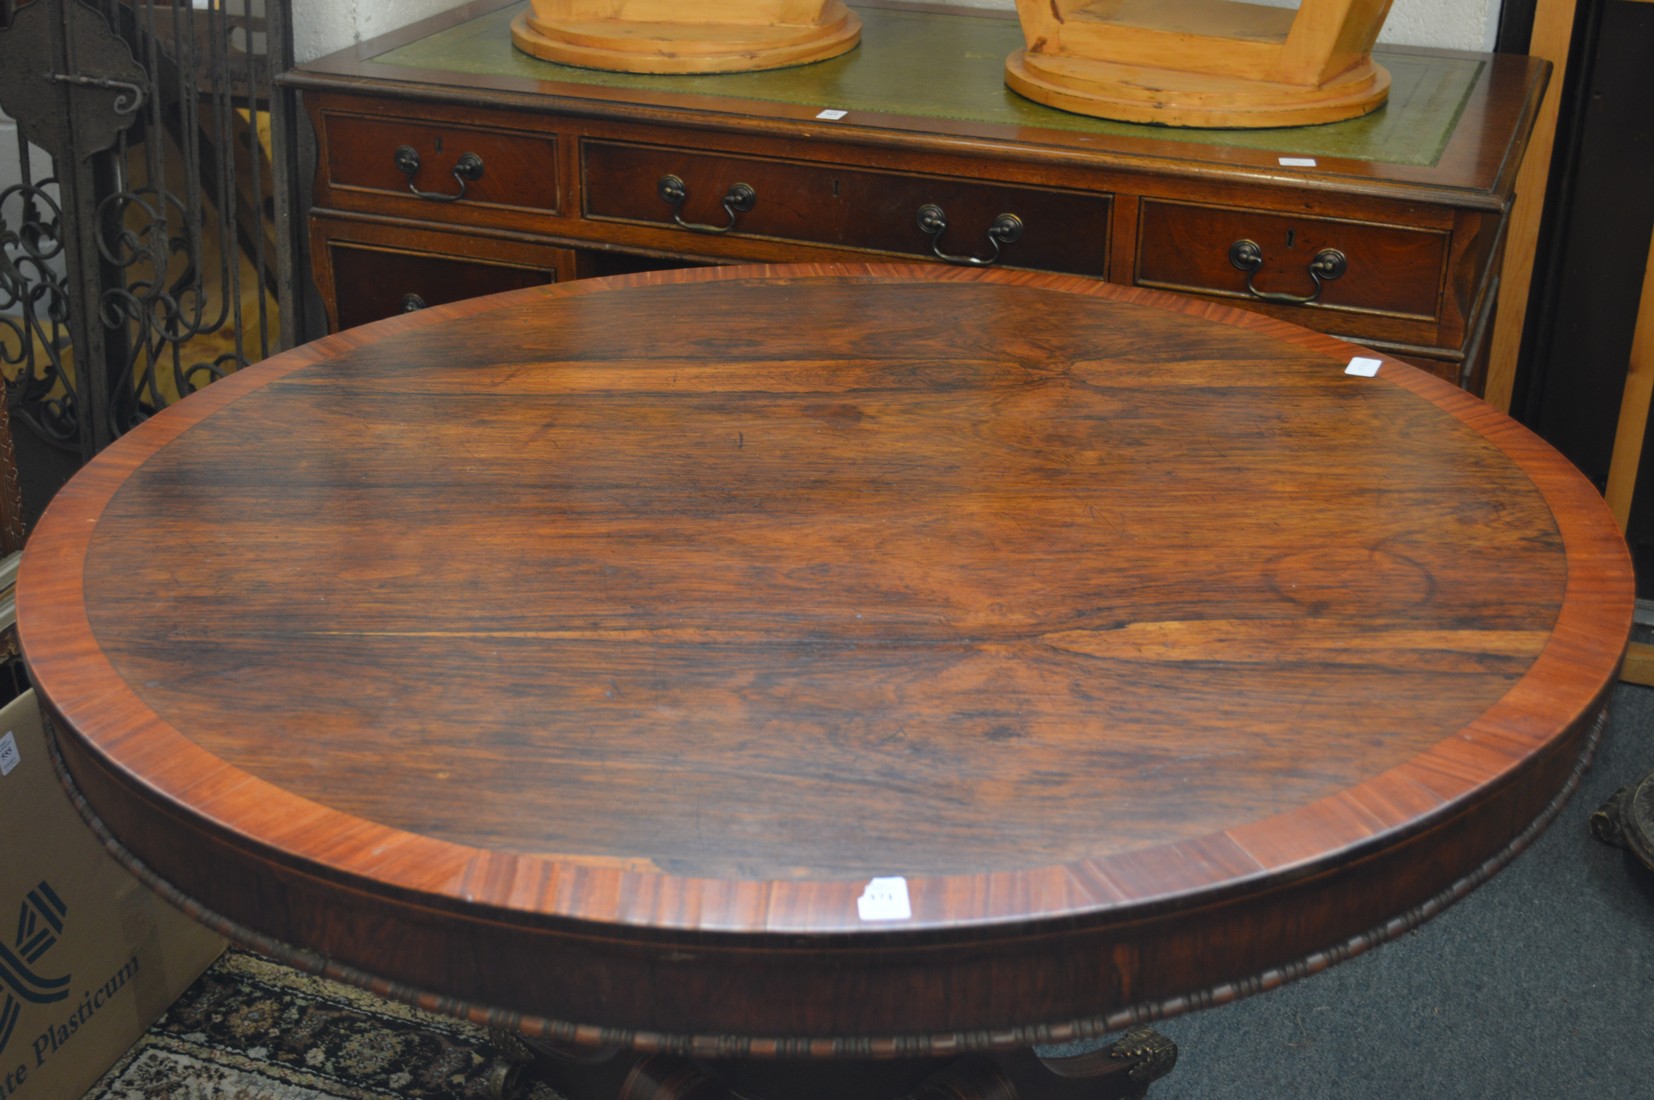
top-left (287, 0), bottom-right (1548, 393)
top-left (19, 265), bottom-right (1633, 1100)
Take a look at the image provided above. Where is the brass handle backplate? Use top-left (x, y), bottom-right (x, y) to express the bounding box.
top-left (917, 204), bottom-right (1023, 267)
top-left (657, 174), bottom-right (757, 234)
top-left (394, 145), bottom-right (484, 203)
top-left (1228, 239), bottom-right (1347, 305)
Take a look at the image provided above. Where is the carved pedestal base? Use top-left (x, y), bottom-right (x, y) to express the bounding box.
top-left (489, 1028), bottom-right (1177, 1100)
top-left (1590, 769), bottom-right (1654, 872)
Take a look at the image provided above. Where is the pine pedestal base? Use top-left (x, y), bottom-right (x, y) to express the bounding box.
top-left (509, 2), bottom-right (861, 74)
top-left (1007, 0), bottom-right (1396, 128)
top-left (1004, 50), bottom-right (1391, 129)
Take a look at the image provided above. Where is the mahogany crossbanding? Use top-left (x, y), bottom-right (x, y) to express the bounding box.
top-left (20, 263), bottom-right (1632, 1050)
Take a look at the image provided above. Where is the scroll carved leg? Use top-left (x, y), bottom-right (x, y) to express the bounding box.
top-left (506, 1027), bottom-right (1177, 1100)
top-left (903, 1056), bottom-right (1018, 1100)
top-left (1591, 785), bottom-right (1632, 847)
top-left (991, 1026), bottom-right (1180, 1100)
top-left (1590, 770), bottom-right (1654, 872)
top-left (618, 1054), bottom-right (734, 1100)
top-left (483, 1027), bottom-right (536, 1099)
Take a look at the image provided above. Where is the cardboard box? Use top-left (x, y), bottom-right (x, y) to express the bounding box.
top-left (0, 688), bottom-right (224, 1099)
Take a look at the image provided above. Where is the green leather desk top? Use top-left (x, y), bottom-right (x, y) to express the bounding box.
top-left (371, 3), bottom-right (1482, 168)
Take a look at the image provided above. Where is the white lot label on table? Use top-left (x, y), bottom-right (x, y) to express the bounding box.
top-left (857, 876), bottom-right (912, 921)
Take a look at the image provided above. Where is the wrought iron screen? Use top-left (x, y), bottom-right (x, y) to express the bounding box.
top-left (0, 0), bottom-right (300, 535)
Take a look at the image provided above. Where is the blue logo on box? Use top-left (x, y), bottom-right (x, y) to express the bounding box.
top-left (0, 883), bottom-right (70, 1059)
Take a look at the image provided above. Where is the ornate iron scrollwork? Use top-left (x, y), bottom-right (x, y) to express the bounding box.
top-left (0, 165), bottom-right (79, 450)
top-left (43, 71), bottom-right (146, 117)
top-left (0, 0), bottom-right (300, 518)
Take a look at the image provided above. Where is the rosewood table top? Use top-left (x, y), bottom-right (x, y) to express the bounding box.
top-left (19, 264), bottom-right (1633, 1055)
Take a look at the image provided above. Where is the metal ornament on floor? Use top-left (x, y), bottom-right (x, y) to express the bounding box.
top-left (1590, 771), bottom-right (1654, 873)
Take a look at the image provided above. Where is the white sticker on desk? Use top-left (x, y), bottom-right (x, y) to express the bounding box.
top-left (1345, 356), bottom-right (1383, 377)
top-left (816, 108), bottom-right (849, 120)
top-left (0, 732), bottom-right (18, 776)
top-left (857, 876), bottom-right (912, 921)
top-left (1279, 156), bottom-right (1318, 167)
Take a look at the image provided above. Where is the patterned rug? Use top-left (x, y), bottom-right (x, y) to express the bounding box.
top-left (84, 949), bottom-right (561, 1100)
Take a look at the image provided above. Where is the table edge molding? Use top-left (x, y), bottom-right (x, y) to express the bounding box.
top-left (40, 698), bottom-right (1609, 1055)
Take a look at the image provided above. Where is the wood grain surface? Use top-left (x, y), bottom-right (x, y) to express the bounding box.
top-left (1005, 0), bottom-right (1394, 129)
top-left (19, 263), bottom-right (1631, 1050)
top-left (510, 1), bottom-right (862, 75)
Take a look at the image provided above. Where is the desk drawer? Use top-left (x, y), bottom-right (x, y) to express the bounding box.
top-left (1135, 199), bottom-right (1448, 322)
top-left (310, 215), bottom-right (574, 332)
top-left (318, 108), bottom-right (560, 216)
top-left (582, 139), bottom-right (1111, 275)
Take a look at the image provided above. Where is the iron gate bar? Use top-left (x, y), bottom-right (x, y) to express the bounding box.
top-left (0, 0), bottom-right (298, 525)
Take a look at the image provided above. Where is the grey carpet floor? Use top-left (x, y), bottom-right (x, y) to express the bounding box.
top-left (1132, 680), bottom-right (1654, 1099)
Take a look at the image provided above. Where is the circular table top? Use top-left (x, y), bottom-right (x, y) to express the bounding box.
top-left (20, 264), bottom-right (1633, 1052)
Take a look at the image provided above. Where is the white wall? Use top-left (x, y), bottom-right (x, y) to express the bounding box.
top-left (293, 0), bottom-right (477, 61)
top-left (292, 0), bottom-right (1502, 61)
top-left (1374, 0), bottom-right (1500, 50)
top-left (0, 113), bottom-right (18, 195)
